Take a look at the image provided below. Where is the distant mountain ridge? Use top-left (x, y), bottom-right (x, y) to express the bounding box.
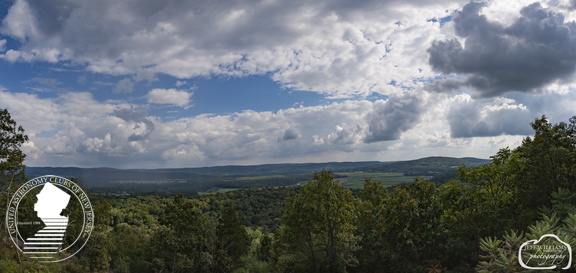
top-left (350, 156), bottom-right (489, 176)
top-left (25, 156), bottom-right (489, 194)
top-left (26, 161), bottom-right (385, 181)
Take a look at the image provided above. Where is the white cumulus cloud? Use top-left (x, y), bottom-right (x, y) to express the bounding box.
top-left (0, 0), bottom-right (467, 97)
top-left (146, 88), bottom-right (192, 108)
top-left (2, 0), bottom-right (576, 168)
top-left (2, 86), bottom-right (574, 168)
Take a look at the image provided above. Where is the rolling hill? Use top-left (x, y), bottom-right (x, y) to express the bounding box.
top-left (25, 156), bottom-right (489, 194)
top-left (349, 156), bottom-right (489, 176)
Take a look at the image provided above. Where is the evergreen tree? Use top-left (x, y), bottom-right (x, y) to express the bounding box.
top-left (212, 204), bottom-right (250, 272)
top-left (0, 109), bottom-right (29, 269)
top-left (0, 108), bottom-right (28, 185)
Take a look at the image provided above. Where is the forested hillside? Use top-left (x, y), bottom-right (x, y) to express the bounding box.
top-left (2, 110), bottom-right (576, 272)
top-left (349, 156), bottom-right (486, 176)
top-left (24, 157), bottom-right (487, 194)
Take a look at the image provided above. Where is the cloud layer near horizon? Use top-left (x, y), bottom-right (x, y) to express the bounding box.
top-left (2, 87), bottom-right (574, 168)
top-left (2, 0), bottom-right (576, 167)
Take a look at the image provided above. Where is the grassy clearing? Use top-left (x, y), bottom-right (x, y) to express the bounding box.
top-left (217, 188), bottom-right (239, 193)
top-left (199, 172), bottom-right (433, 193)
top-left (219, 175), bottom-right (289, 181)
top-left (198, 188), bottom-right (240, 195)
top-left (337, 172), bottom-right (432, 189)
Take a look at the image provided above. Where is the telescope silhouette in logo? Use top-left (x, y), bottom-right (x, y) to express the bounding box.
top-left (24, 183), bottom-right (72, 260)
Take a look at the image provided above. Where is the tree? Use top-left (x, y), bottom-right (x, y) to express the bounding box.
top-left (477, 210), bottom-right (576, 272)
top-left (378, 179), bottom-right (445, 273)
top-left (457, 116), bottom-right (576, 271)
top-left (455, 148), bottom-right (519, 234)
top-left (212, 204), bottom-right (250, 272)
top-left (150, 193), bottom-right (215, 273)
top-left (0, 108), bottom-right (29, 222)
top-left (356, 179), bottom-right (390, 273)
top-left (459, 116), bottom-right (576, 228)
top-left (276, 170), bottom-right (359, 273)
top-left (0, 109), bottom-right (28, 185)
top-left (108, 223), bottom-right (151, 273)
top-left (0, 109), bottom-right (28, 269)
top-left (76, 202), bottom-right (113, 272)
top-left (513, 116), bottom-right (576, 217)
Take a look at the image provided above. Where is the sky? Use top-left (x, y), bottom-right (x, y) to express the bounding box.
top-left (1, 0), bottom-right (576, 168)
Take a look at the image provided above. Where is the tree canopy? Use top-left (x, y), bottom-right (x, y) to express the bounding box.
top-left (0, 108), bottom-right (28, 185)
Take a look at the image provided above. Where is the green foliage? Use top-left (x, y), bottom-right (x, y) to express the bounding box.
top-left (437, 149), bottom-right (520, 269)
top-left (92, 194), bottom-right (169, 227)
top-left (381, 179), bottom-right (445, 273)
top-left (338, 172), bottom-right (426, 189)
top-left (199, 187), bottom-right (299, 232)
top-left (73, 200), bottom-right (114, 271)
top-left (355, 179), bottom-right (389, 272)
top-left (513, 116), bottom-right (576, 218)
top-left (233, 254), bottom-right (271, 273)
top-left (353, 156), bottom-right (488, 176)
top-left (477, 231), bottom-right (524, 273)
top-left (0, 259), bottom-right (20, 272)
top-left (477, 184), bottom-right (576, 272)
top-left (212, 204), bottom-right (250, 272)
top-left (0, 109), bottom-right (30, 271)
top-left (436, 180), bottom-right (485, 270)
top-left (0, 108), bottom-right (29, 184)
top-left (79, 230), bottom-right (112, 271)
top-left (461, 116), bottom-right (576, 272)
top-left (476, 212), bottom-right (576, 272)
top-left (150, 193), bottom-right (215, 273)
top-left (108, 223), bottom-right (151, 273)
top-left (276, 170), bottom-right (359, 273)
top-left (544, 187), bottom-right (576, 219)
top-left (0, 258), bottom-right (64, 273)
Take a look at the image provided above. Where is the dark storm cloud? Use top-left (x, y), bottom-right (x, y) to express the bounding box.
top-left (364, 93), bottom-right (425, 143)
top-left (428, 1), bottom-right (576, 97)
top-left (282, 128), bottom-right (300, 141)
top-left (448, 99), bottom-right (533, 138)
top-left (428, 77), bottom-right (466, 93)
top-left (113, 108), bottom-right (155, 142)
